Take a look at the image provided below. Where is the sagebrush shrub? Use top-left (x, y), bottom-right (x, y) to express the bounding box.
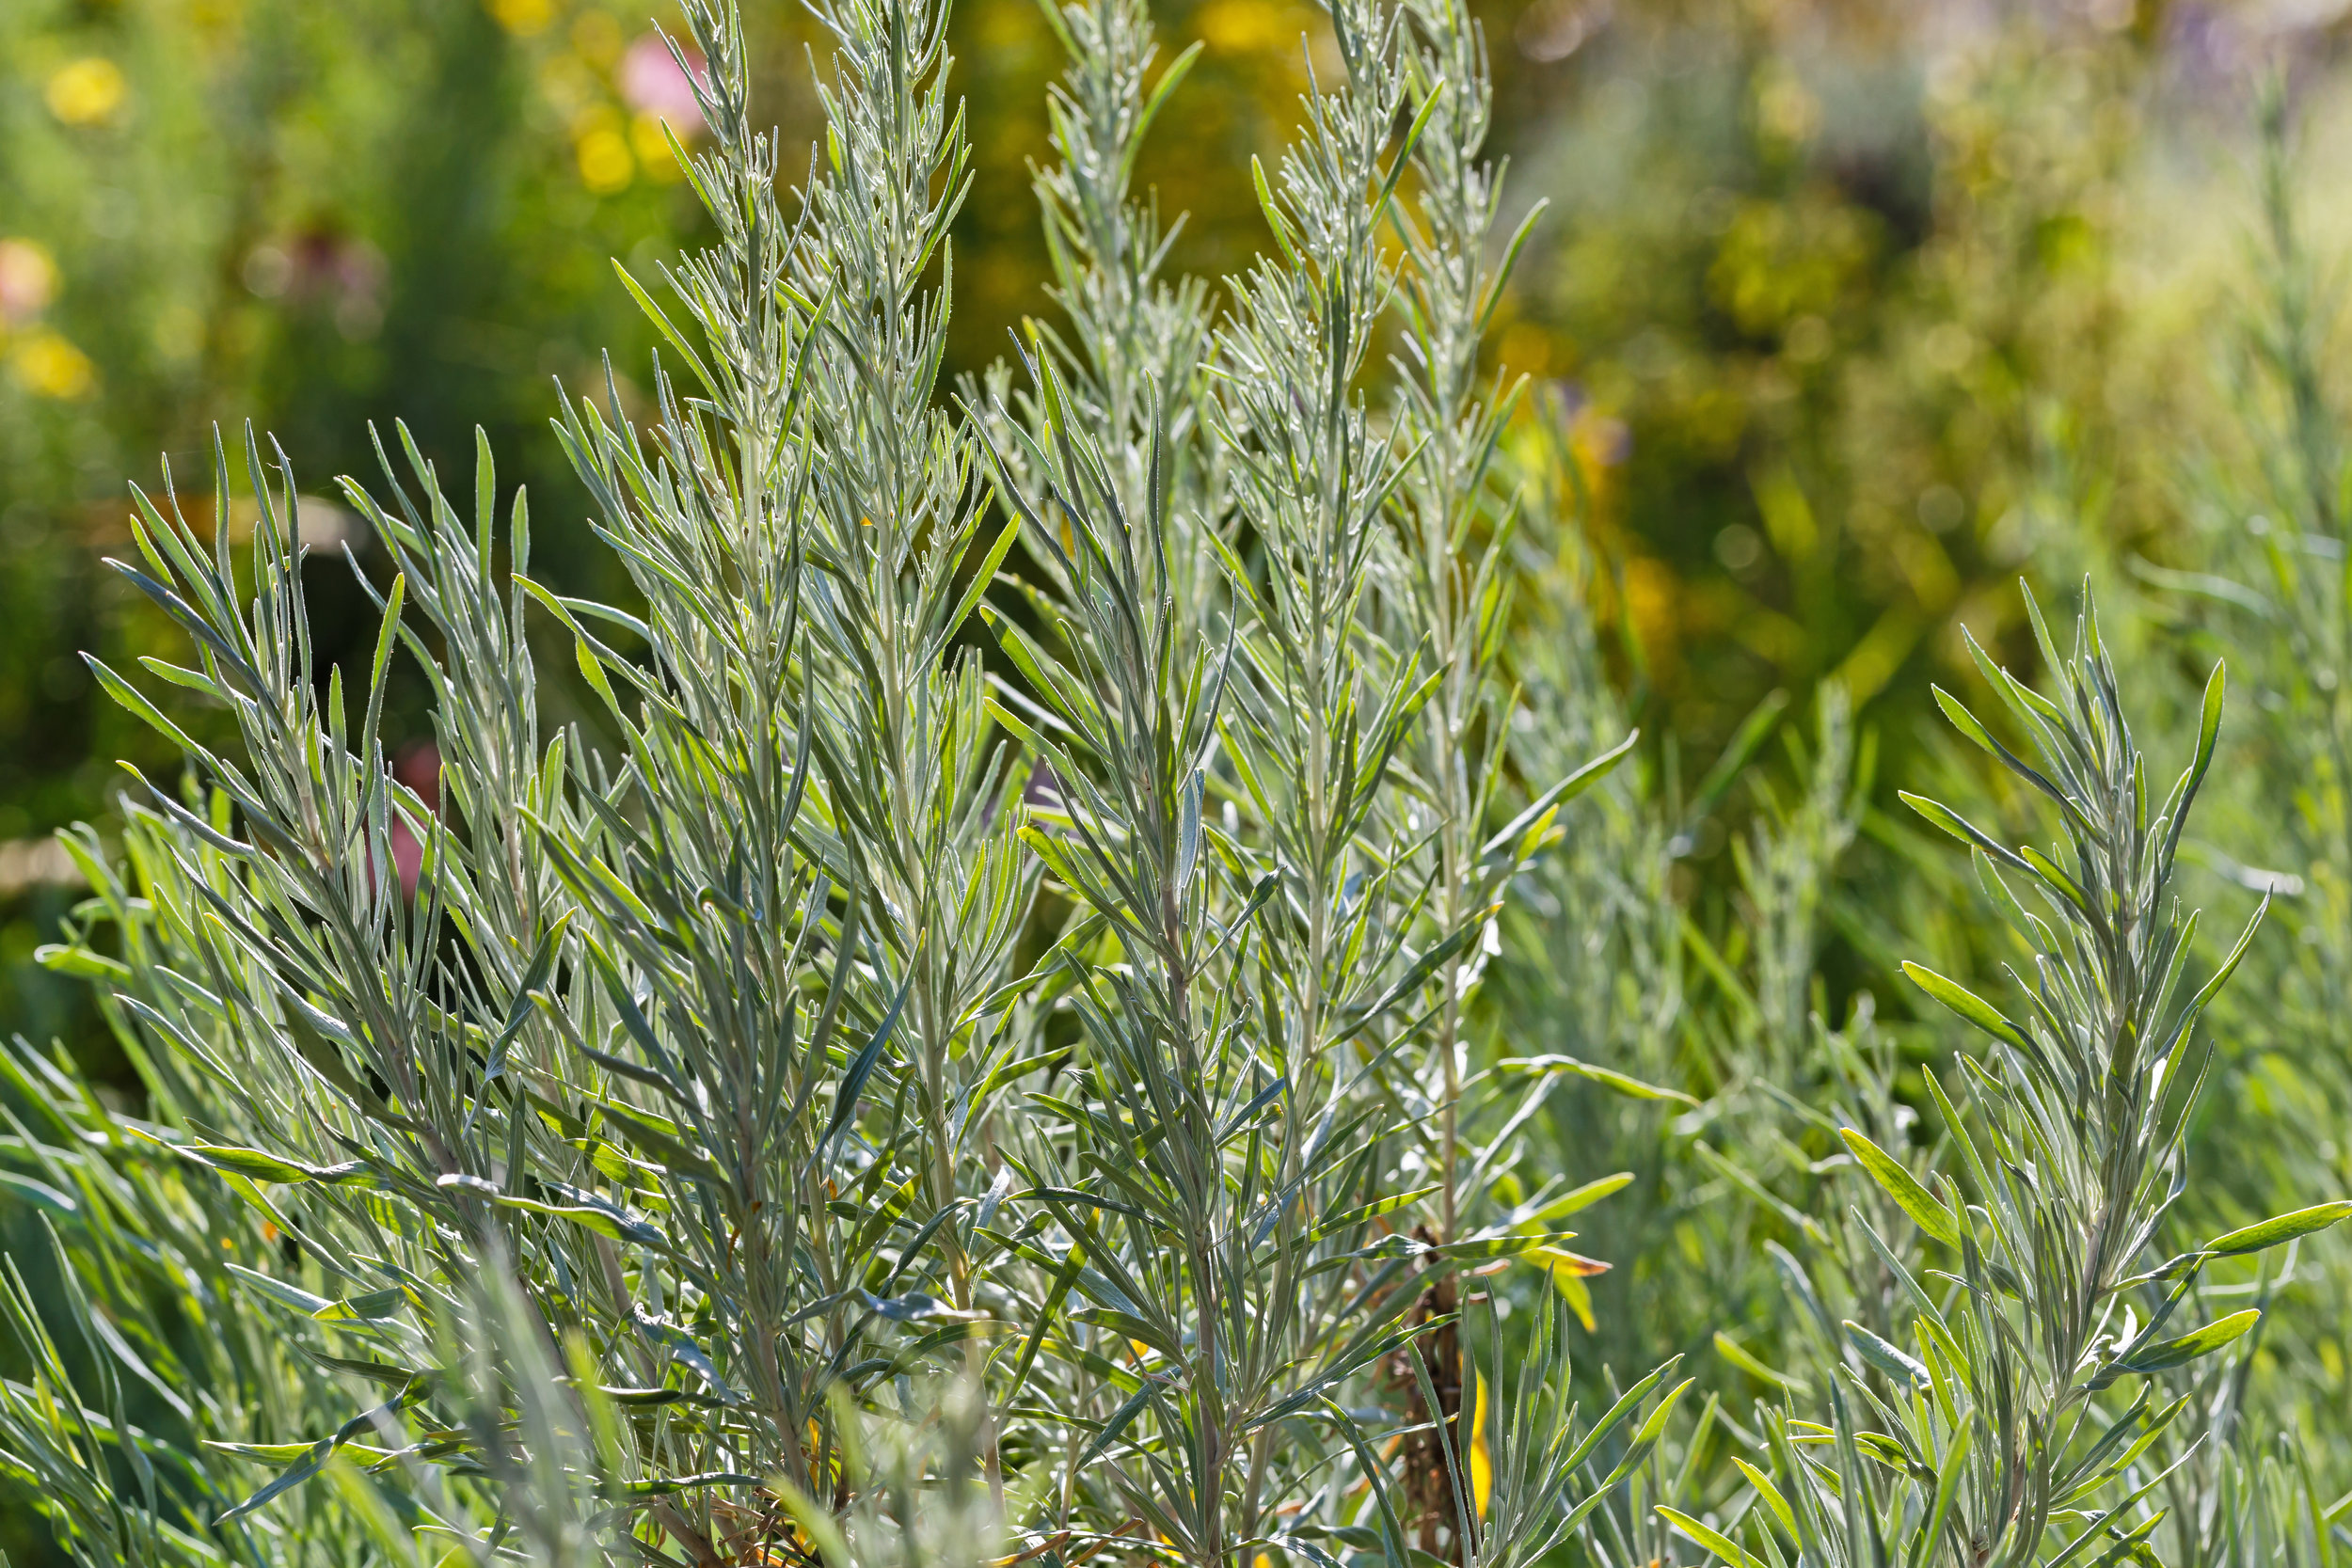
top-left (1, 1), bottom-right (2341, 1566)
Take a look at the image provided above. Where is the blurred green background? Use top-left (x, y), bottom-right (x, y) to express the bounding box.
top-left (5, 0), bottom-right (2352, 1557)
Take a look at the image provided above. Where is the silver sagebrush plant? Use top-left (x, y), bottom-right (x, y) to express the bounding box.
top-left (16, 0), bottom-right (2342, 1561)
top-left (1652, 589), bottom-right (2348, 1568)
top-left (2125, 90), bottom-right (2352, 1568)
top-left (2156, 87), bottom-right (2352, 1504)
top-left (0, 0), bottom-right (1682, 1561)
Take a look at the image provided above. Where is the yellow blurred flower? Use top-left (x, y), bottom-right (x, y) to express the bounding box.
top-left (187, 0), bottom-right (245, 39)
top-left (1623, 555), bottom-right (1678, 668)
top-left (1195, 0), bottom-right (1297, 55)
top-left (46, 57), bottom-right (128, 126)
top-left (489, 0), bottom-right (554, 37)
top-left (630, 114), bottom-right (684, 182)
top-left (576, 124), bottom-right (634, 193)
top-left (1495, 321), bottom-right (1554, 378)
top-left (10, 331), bottom-right (98, 399)
top-left (571, 10), bottom-right (624, 66)
top-left (0, 240), bottom-right (58, 325)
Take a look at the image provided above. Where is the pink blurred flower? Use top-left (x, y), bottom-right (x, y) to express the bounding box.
top-left (389, 740), bottom-right (440, 899)
top-left (618, 34), bottom-right (707, 134)
top-left (0, 239), bottom-right (57, 326)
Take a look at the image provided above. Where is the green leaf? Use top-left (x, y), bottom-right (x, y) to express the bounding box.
top-left (1899, 791), bottom-right (2028, 873)
top-left (1915, 1423), bottom-right (1974, 1568)
top-left (1248, 155), bottom-right (1302, 268)
top-left (1124, 40), bottom-right (1203, 184)
top-left (2204, 1201), bottom-right (2352, 1257)
top-left (2178, 660), bottom-right (2225, 821)
top-left (1838, 1128), bottom-right (1959, 1248)
top-left (435, 1172), bottom-right (668, 1250)
top-left (362, 571), bottom-right (405, 745)
top-left (85, 657), bottom-right (206, 760)
top-left (1312, 1185), bottom-right (1441, 1242)
top-left (187, 1145), bottom-right (372, 1186)
top-left (1729, 1456), bottom-right (1795, 1536)
top-left (0, 1171), bottom-right (77, 1214)
top-left (598, 1471), bottom-right (768, 1499)
top-left (612, 260), bottom-right (716, 393)
top-left (33, 944), bottom-right (130, 983)
top-left (209, 1439), bottom-right (383, 1465)
top-left (1658, 1506), bottom-right (1767, 1568)
top-left (128, 1128), bottom-right (373, 1186)
top-left (939, 515), bottom-right (1021, 653)
top-left (1901, 961), bottom-right (2033, 1053)
top-left (224, 1260), bottom-right (337, 1317)
top-left (1479, 729), bottom-right (1639, 862)
top-left (1931, 685), bottom-right (2001, 757)
top-left (217, 1385), bottom-right (423, 1521)
top-left (502, 1194), bottom-right (662, 1247)
top-left (1561, 1354), bottom-right (1682, 1476)
top-left (1844, 1319), bottom-right (1930, 1388)
top-left (136, 656), bottom-right (225, 699)
top-left (2121, 1308), bottom-right (2261, 1373)
top-left (1331, 905), bottom-right (1502, 1045)
top-left (314, 1288), bottom-right (407, 1323)
top-left (1602, 1375), bottom-right (1694, 1485)
top-left (1495, 1053), bottom-right (1697, 1107)
top-left (1524, 1172), bottom-right (1634, 1225)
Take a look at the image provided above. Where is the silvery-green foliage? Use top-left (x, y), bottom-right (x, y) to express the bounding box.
top-left (1732, 683), bottom-right (1863, 1080)
top-left (0, 1023), bottom-right (385, 1568)
top-left (1677, 685), bottom-right (1942, 1389)
top-left (1668, 588), bottom-right (2346, 1568)
top-left (1491, 571), bottom-right (1902, 1412)
top-left (1, 0), bottom-right (1677, 1560)
top-left (2153, 1428), bottom-right (2343, 1568)
top-left (773, 1377), bottom-right (1002, 1568)
top-left (776, 0), bottom-right (1039, 1314)
top-left (2143, 90), bottom-right (2352, 1489)
top-left (2155, 87), bottom-right (2348, 1148)
top-left (965, 0), bottom-right (1664, 1560)
top-left (1420, 1299), bottom-right (1690, 1568)
top-left (1492, 423), bottom-right (1681, 1095)
top-left (1379, 0), bottom-right (1537, 1248)
top-left (1010, 0), bottom-right (1222, 601)
top-left (2127, 1297), bottom-right (2343, 1568)
top-left (1201, 0), bottom-right (1428, 1095)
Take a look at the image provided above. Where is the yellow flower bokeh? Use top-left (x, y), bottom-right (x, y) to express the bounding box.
top-left (576, 124), bottom-right (634, 193)
top-left (489, 0), bottom-right (555, 37)
top-left (1194, 0), bottom-right (1299, 55)
top-left (630, 114), bottom-right (685, 182)
top-left (45, 57), bottom-right (128, 127)
top-left (10, 331), bottom-right (97, 400)
top-left (571, 9), bottom-right (624, 66)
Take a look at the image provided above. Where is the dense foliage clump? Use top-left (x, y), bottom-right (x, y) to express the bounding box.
top-left (2, 2), bottom-right (2349, 1566)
